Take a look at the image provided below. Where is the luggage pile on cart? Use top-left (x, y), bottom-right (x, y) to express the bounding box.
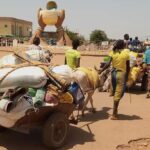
top-left (0, 49), bottom-right (85, 149)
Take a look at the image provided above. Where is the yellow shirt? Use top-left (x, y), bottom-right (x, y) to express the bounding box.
top-left (109, 49), bottom-right (130, 72)
top-left (130, 51), bottom-right (138, 58)
top-left (65, 49), bottom-right (80, 69)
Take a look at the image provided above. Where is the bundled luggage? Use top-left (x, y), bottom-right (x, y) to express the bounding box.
top-left (0, 49), bottom-right (52, 67)
top-left (0, 66), bottom-right (48, 93)
top-left (0, 54), bottom-right (23, 66)
top-left (0, 51), bottom-right (85, 114)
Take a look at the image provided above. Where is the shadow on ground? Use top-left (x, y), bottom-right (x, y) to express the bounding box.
top-left (78, 107), bottom-right (142, 122)
top-left (60, 125), bottom-right (95, 150)
top-left (79, 107), bottom-right (111, 122)
top-left (118, 114), bottom-right (143, 120)
top-left (127, 84), bottom-right (147, 95)
top-left (0, 129), bottom-right (48, 150)
top-left (0, 125), bottom-right (95, 150)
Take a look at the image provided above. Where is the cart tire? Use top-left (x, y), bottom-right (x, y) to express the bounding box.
top-left (0, 126), bottom-right (6, 132)
top-left (43, 112), bottom-right (69, 149)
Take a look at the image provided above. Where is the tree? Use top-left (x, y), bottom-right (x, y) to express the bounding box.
top-left (90, 29), bottom-right (108, 45)
top-left (65, 28), bottom-right (85, 44)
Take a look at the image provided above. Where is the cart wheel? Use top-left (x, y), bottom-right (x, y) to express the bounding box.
top-left (43, 112), bottom-right (69, 149)
top-left (0, 126), bottom-right (6, 132)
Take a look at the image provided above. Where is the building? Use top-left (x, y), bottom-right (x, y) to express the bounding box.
top-left (0, 17), bottom-right (32, 38)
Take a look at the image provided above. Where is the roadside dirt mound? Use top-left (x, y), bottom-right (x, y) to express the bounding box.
top-left (117, 138), bottom-right (150, 150)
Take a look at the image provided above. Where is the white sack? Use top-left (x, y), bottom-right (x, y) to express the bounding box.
top-left (25, 49), bottom-right (51, 63)
top-left (0, 54), bottom-right (23, 66)
top-left (25, 49), bottom-right (44, 61)
top-left (0, 66), bottom-right (47, 92)
top-left (0, 49), bottom-right (51, 67)
top-left (52, 65), bottom-right (93, 93)
top-left (129, 53), bottom-right (137, 68)
top-left (52, 65), bottom-right (73, 82)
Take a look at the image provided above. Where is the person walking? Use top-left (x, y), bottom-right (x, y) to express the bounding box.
top-left (65, 39), bottom-right (80, 69)
top-left (100, 40), bottom-right (130, 120)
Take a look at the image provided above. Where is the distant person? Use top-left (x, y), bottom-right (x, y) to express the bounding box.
top-left (128, 38), bottom-right (133, 50)
top-left (28, 36), bottom-right (42, 50)
top-left (124, 33), bottom-right (130, 48)
top-left (132, 37), bottom-right (141, 52)
top-left (143, 47), bottom-right (150, 98)
top-left (100, 40), bottom-right (130, 120)
top-left (65, 39), bottom-right (80, 69)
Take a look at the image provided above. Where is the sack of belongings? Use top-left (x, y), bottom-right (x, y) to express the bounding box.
top-left (127, 67), bottom-right (140, 88)
top-left (0, 49), bottom-right (52, 67)
top-left (25, 49), bottom-right (52, 63)
top-left (0, 79), bottom-right (84, 127)
top-left (0, 52), bottom-right (84, 122)
top-left (0, 66), bottom-right (48, 93)
top-left (52, 65), bottom-right (73, 82)
top-left (0, 54), bottom-right (23, 66)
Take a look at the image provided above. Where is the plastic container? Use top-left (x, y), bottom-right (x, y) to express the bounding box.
top-left (0, 99), bottom-right (13, 112)
top-left (68, 82), bottom-right (84, 104)
top-left (33, 88), bottom-right (45, 107)
top-left (28, 88), bottom-right (37, 97)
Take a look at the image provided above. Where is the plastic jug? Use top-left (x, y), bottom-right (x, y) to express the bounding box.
top-left (68, 82), bottom-right (84, 104)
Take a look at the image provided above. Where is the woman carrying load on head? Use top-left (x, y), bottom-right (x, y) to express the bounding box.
top-left (100, 40), bottom-right (130, 120)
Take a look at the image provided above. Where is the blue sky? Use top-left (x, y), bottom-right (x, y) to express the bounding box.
top-left (0, 0), bottom-right (150, 40)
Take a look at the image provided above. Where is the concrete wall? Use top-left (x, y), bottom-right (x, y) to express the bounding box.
top-left (0, 20), bottom-right (11, 36)
top-left (0, 17), bottom-right (32, 37)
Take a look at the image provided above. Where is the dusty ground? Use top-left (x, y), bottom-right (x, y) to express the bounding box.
top-left (0, 50), bottom-right (150, 150)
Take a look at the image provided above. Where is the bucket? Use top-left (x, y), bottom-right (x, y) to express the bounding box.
top-left (0, 99), bottom-right (13, 112)
top-left (40, 10), bottom-right (58, 25)
top-left (68, 82), bottom-right (85, 104)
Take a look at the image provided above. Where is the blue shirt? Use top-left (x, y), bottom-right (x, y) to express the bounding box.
top-left (143, 49), bottom-right (150, 64)
top-left (132, 39), bottom-right (140, 46)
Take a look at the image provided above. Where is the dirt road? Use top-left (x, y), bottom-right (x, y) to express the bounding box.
top-left (0, 53), bottom-right (150, 150)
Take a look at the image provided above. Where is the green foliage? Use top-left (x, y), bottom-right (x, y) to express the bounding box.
top-left (90, 29), bottom-right (108, 44)
top-left (65, 28), bottom-right (85, 44)
top-left (108, 39), bottom-right (116, 42)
